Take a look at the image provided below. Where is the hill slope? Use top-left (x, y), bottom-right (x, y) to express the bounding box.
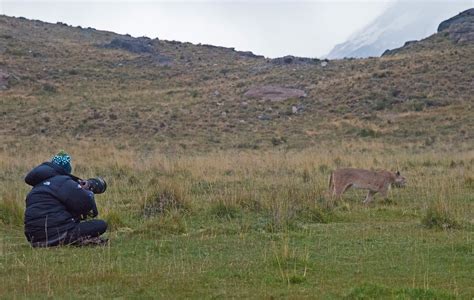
top-left (0, 12), bottom-right (473, 151)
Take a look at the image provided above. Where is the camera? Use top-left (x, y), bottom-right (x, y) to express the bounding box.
top-left (84, 177), bottom-right (107, 194)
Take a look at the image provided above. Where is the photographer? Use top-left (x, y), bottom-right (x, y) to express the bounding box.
top-left (24, 151), bottom-right (108, 247)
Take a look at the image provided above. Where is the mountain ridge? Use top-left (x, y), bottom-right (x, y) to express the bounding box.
top-left (325, 3), bottom-right (473, 59)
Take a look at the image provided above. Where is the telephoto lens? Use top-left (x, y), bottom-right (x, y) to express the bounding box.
top-left (86, 177), bottom-right (107, 194)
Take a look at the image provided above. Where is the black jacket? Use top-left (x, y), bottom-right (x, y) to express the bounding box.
top-left (24, 162), bottom-right (98, 247)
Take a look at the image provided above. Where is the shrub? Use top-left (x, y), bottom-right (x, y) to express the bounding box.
top-left (42, 83), bottom-right (57, 93)
top-left (209, 202), bottom-right (241, 220)
top-left (421, 203), bottom-right (460, 230)
top-left (344, 283), bottom-right (455, 299)
top-left (142, 180), bottom-right (188, 217)
top-left (139, 211), bottom-right (187, 236)
top-left (104, 210), bottom-right (127, 231)
top-left (359, 128), bottom-right (379, 138)
top-left (0, 197), bottom-right (23, 226)
top-left (297, 206), bottom-right (329, 224)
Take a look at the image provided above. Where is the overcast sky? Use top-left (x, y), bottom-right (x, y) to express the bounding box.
top-left (1, 0), bottom-right (472, 58)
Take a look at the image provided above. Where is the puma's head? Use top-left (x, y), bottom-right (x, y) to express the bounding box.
top-left (393, 171), bottom-right (406, 187)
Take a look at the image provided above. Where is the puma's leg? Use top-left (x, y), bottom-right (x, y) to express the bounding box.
top-left (329, 183), bottom-right (346, 208)
top-left (333, 183), bottom-right (345, 198)
top-left (380, 187), bottom-right (389, 200)
top-left (363, 190), bottom-right (376, 205)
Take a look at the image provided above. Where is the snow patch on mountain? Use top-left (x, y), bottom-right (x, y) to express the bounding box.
top-left (325, 1), bottom-right (473, 59)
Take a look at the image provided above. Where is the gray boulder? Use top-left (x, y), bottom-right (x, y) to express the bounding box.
top-left (0, 71), bottom-right (10, 90)
top-left (104, 37), bottom-right (154, 54)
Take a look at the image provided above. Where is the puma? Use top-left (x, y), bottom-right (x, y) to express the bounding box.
top-left (328, 168), bottom-right (406, 204)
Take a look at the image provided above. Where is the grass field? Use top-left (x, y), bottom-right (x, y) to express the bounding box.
top-left (1, 140), bottom-right (473, 298)
top-left (1, 13), bottom-right (473, 299)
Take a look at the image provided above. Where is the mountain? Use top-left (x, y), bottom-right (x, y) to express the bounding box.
top-left (325, 2), bottom-right (473, 59)
top-left (0, 10), bottom-right (473, 151)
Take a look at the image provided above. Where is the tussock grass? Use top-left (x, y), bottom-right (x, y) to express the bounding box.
top-left (344, 283), bottom-right (456, 299)
top-left (421, 200), bottom-right (460, 230)
top-left (0, 193), bottom-right (23, 226)
top-left (0, 140), bottom-right (473, 298)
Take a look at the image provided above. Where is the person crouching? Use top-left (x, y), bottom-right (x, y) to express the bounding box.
top-left (24, 151), bottom-right (108, 247)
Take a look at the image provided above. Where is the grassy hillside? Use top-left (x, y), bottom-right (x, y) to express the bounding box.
top-left (1, 15), bottom-right (473, 151)
top-left (1, 13), bottom-right (473, 299)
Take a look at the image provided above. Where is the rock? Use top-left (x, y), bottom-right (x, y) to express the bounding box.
top-left (214, 90), bottom-right (220, 97)
top-left (237, 51), bottom-right (264, 59)
top-left (244, 85), bottom-right (307, 102)
top-left (258, 114), bottom-right (272, 121)
top-left (438, 8), bottom-right (474, 32)
top-left (0, 71), bottom-right (10, 90)
top-left (292, 104), bottom-right (305, 114)
top-left (382, 40), bottom-right (418, 56)
top-left (103, 37), bottom-right (154, 53)
top-left (271, 55), bottom-right (320, 66)
top-left (438, 8), bottom-right (474, 43)
top-left (320, 61), bottom-right (328, 67)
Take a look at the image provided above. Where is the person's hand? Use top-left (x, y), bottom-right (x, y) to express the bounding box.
top-left (79, 180), bottom-right (90, 190)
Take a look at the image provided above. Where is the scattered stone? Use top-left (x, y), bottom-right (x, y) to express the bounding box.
top-left (0, 71), bottom-right (10, 90)
top-left (244, 85), bottom-right (307, 102)
top-left (258, 114), bottom-right (272, 121)
top-left (292, 106), bottom-right (298, 114)
top-left (320, 61), bottom-right (328, 67)
top-left (214, 90), bottom-right (220, 97)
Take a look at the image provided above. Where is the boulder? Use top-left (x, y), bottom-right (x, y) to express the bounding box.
top-left (0, 71), bottom-right (10, 90)
top-left (270, 55), bottom-right (320, 66)
top-left (104, 37), bottom-right (154, 54)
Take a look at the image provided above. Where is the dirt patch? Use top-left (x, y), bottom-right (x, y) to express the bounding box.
top-left (244, 85), bottom-right (307, 102)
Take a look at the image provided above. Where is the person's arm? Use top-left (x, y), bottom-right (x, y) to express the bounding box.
top-left (57, 179), bottom-right (98, 219)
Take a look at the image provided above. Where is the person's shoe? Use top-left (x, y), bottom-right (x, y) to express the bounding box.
top-left (76, 236), bottom-right (109, 247)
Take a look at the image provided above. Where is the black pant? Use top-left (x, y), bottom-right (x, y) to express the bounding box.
top-left (65, 219), bottom-right (108, 244)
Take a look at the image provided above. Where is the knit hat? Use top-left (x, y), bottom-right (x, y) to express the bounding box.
top-left (51, 150), bottom-right (72, 174)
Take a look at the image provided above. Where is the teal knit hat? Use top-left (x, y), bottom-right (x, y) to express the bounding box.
top-left (51, 150), bottom-right (72, 173)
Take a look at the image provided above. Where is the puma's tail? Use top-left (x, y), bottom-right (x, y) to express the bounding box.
top-left (328, 172), bottom-right (334, 193)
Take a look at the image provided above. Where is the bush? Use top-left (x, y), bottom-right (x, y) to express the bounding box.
top-left (42, 83), bottom-right (57, 93)
top-left (142, 180), bottom-right (188, 217)
top-left (209, 202), bottom-right (241, 220)
top-left (0, 197), bottom-right (23, 226)
top-left (344, 283), bottom-right (455, 299)
top-left (139, 211), bottom-right (187, 236)
top-left (421, 204), bottom-right (459, 230)
top-left (358, 128), bottom-right (379, 138)
top-left (104, 210), bottom-right (127, 231)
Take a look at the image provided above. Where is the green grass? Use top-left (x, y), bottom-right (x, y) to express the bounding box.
top-left (1, 218), bottom-right (472, 298)
top-left (0, 14), bottom-right (473, 298)
top-left (1, 143), bottom-right (473, 298)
